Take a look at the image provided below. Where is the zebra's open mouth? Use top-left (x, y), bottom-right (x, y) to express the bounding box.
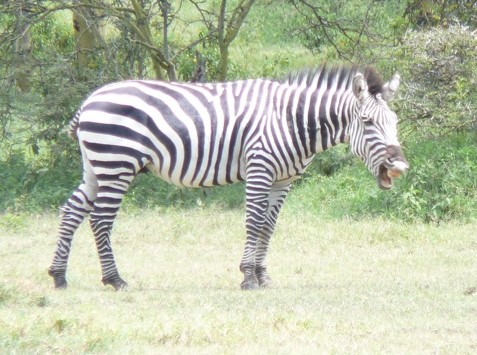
top-left (378, 164), bottom-right (405, 190)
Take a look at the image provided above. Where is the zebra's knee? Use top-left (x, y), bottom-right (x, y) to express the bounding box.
top-left (61, 184), bottom-right (97, 216)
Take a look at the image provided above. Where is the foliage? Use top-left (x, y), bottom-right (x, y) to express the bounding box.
top-left (4, 131), bottom-right (473, 224)
top-left (288, 0), bottom-right (407, 63)
top-left (122, 173), bottom-right (245, 211)
top-left (0, 1), bottom-right (476, 224)
top-left (404, 0), bottom-right (477, 29)
top-left (1, 13), bottom-right (100, 160)
top-left (395, 25), bottom-right (477, 135)
top-left (290, 133), bottom-right (477, 223)
top-left (0, 148), bottom-right (81, 212)
top-left (363, 133), bottom-right (477, 222)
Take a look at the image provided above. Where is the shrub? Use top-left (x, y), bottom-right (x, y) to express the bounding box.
top-left (395, 25), bottom-right (477, 136)
top-left (288, 133), bottom-right (477, 223)
top-left (0, 148), bottom-right (81, 212)
top-left (352, 133), bottom-right (477, 222)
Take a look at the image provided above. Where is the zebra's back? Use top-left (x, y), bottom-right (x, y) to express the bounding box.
top-left (74, 79), bottom-right (278, 187)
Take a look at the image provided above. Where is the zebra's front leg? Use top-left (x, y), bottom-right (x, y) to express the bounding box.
top-left (255, 183), bottom-right (291, 288)
top-left (89, 180), bottom-right (131, 291)
top-left (240, 168), bottom-right (273, 290)
top-left (49, 182), bottom-right (97, 289)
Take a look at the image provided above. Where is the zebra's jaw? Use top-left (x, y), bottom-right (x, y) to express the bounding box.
top-left (377, 161), bottom-right (408, 190)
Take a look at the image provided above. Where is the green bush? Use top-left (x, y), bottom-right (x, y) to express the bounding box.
top-left (395, 25), bottom-right (477, 135)
top-left (368, 133), bottom-right (477, 222)
top-left (1, 4), bottom-right (475, 225)
top-left (289, 133), bottom-right (477, 223)
top-left (0, 147), bottom-right (81, 212)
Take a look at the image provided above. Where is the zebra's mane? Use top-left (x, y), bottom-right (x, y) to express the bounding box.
top-left (285, 64), bottom-right (384, 96)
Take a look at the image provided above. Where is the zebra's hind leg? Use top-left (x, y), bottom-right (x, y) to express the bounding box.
top-left (89, 175), bottom-right (132, 291)
top-left (255, 183), bottom-right (291, 288)
top-left (49, 182), bottom-right (97, 289)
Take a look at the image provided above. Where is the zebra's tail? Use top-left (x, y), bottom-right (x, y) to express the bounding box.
top-left (67, 108), bottom-right (81, 140)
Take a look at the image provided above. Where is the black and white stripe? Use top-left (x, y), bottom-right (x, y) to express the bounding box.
top-left (49, 64), bottom-right (408, 290)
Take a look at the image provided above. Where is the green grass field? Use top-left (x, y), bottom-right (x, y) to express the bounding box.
top-left (1, 2), bottom-right (476, 353)
top-left (1, 208), bottom-right (476, 353)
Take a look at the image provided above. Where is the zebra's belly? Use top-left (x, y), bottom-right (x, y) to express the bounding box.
top-left (144, 158), bottom-right (246, 188)
top-left (274, 174), bottom-right (303, 186)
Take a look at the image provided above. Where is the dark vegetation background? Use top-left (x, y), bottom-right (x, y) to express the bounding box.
top-left (0, 0), bottom-right (476, 222)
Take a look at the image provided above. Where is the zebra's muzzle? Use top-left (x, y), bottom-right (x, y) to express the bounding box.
top-left (376, 145), bottom-right (409, 190)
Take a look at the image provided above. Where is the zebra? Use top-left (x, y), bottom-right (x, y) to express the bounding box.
top-left (48, 64), bottom-right (409, 291)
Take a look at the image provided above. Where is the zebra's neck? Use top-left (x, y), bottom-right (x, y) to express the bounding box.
top-left (314, 88), bottom-right (355, 153)
top-left (279, 82), bottom-right (355, 157)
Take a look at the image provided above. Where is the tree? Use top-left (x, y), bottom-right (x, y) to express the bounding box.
top-left (189, 0), bottom-right (255, 81)
top-left (216, 0), bottom-right (255, 80)
top-left (127, 0), bottom-right (176, 80)
top-left (404, 0), bottom-right (477, 29)
top-left (288, 0), bottom-right (406, 63)
top-left (0, 0), bottom-right (259, 162)
top-left (395, 25), bottom-right (477, 135)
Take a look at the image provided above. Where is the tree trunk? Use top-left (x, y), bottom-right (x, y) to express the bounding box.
top-left (218, 45), bottom-right (229, 82)
top-left (217, 0), bottom-right (255, 81)
top-left (72, 3), bottom-right (103, 69)
top-left (15, 8), bottom-right (32, 92)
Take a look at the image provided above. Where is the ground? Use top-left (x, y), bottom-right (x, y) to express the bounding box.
top-left (1, 209), bottom-right (476, 353)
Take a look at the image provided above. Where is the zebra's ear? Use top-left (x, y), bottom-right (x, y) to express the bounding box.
top-left (352, 73), bottom-right (368, 103)
top-left (382, 73), bottom-right (400, 101)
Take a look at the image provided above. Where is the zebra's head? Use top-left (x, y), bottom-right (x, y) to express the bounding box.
top-left (349, 69), bottom-right (409, 190)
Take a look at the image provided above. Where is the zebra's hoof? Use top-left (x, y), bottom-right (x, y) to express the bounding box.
top-left (102, 276), bottom-right (128, 291)
top-left (48, 269), bottom-right (67, 289)
top-left (52, 278), bottom-right (67, 289)
top-left (54, 279), bottom-right (68, 289)
top-left (258, 276), bottom-right (273, 288)
top-left (241, 279), bottom-right (260, 290)
top-left (256, 267), bottom-right (272, 288)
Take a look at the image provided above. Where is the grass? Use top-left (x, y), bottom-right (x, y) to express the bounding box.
top-left (1, 208), bottom-right (476, 353)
